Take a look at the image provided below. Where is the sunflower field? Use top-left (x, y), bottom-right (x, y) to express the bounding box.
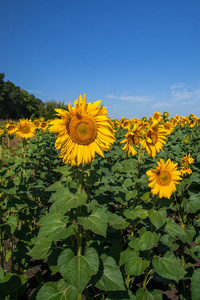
top-left (0, 94), bottom-right (200, 300)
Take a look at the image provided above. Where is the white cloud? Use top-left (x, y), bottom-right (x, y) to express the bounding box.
top-left (150, 101), bottom-right (174, 108)
top-left (106, 94), bottom-right (151, 102)
top-left (170, 83), bottom-right (185, 90)
top-left (27, 89), bottom-right (45, 96)
top-left (170, 83), bottom-right (200, 103)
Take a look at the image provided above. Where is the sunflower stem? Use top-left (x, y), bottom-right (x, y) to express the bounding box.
top-left (20, 138), bottom-right (27, 185)
top-left (77, 167), bottom-right (83, 299)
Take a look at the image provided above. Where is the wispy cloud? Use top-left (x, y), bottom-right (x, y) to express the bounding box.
top-left (169, 83), bottom-right (185, 90)
top-left (150, 101), bottom-right (174, 108)
top-left (169, 83), bottom-right (200, 103)
top-left (106, 94), bottom-right (151, 103)
top-left (27, 89), bottom-right (45, 96)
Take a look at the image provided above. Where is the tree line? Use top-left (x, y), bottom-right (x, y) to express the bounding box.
top-left (0, 73), bottom-right (68, 120)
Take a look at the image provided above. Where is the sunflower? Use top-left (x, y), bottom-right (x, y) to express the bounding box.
top-left (181, 153), bottom-right (194, 165)
top-left (153, 111), bottom-right (162, 121)
top-left (15, 119), bottom-right (37, 139)
top-left (0, 127), bottom-right (6, 137)
top-left (163, 121), bottom-right (174, 135)
top-left (121, 125), bottom-right (143, 156)
top-left (180, 165), bottom-right (192, 176)
top-left (5, 121), bottom-right (17, 134)
top-left (48, 94), bottom-right (116, 166)
top-left (33, 119), bottom-right (41, 129)
top-left (146, 158), bottom-right (182, 199)
top-left (141, 120), bottom-right (168, 157)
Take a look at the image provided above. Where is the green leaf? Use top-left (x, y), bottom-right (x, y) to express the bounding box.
top-left (57, 248), bottom-right (75, 280)
top-left (46, 180), bottom-right (63, 191)
top-left (129, 230), bottom-right (160, 250)
top-left (125, 190), bottom-right (138, 201)
top-left (6, 215), bottom-right (18, 234)
top-left (58, 247), bottom-right (99, 294)
top-left (53, 165), bottom-right (75, 176)
top-left (107, 211), bottom-right (129, 230)
top-left (65, 255), bottom-right (93, 293)
top-left (152, 252), bottom-right (186, 283)
top-left (140, 192), bottom-right (151, 201)
top-left (164, 218), bottom-right (185, 239)
top-left (28, 237), bottom-right (52, 259)
top-left (36, 282), bottom-right (57, 300)
top-left (83, 207), bottom-right (108, 237)
top-left (84, 247), bottom-right (99, 275)
top-left (136, 288), bottom-right (162, 300)
top-left (36, 280), bottom-right (79, 300)
top-left (184, 194), bottom-right (200, 213)
top-left (119, 249), bottom-right (148, 276)
top-left (148, 208), bottom-right (167, 229)
top-left (123, 178), bottom-right (133, 188)
top-left (37, 213), bottom-right (69, 240)
top-left (57, 279), bottom-right (79, 300)
top-left (123, 207), bottom-right (148, 221)
top-left (49, 190), bottom-right (87, 213)
top-left (94, 254), bottom-right (125, 291)
top-left (183, 224), bottom-right (196, 244)
top-left (191, 268), bottom-right (200, 300)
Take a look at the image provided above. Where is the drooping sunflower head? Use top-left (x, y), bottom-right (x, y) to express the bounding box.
top-left (146, 158), bottom-right (182, 199)
top-left (49, 94), bottom-right (116, 166)
top-left (15, 119), bottom-right (37, 139)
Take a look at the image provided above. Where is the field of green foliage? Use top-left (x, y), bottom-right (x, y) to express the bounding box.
top-left (0, 118), bottom-right (200, 300)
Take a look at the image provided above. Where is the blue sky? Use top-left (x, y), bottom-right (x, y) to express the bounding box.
top-left (1, 0), bottom-right (200, 120)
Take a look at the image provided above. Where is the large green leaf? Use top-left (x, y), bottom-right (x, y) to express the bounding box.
top-left (65, 255), bottom-right (93, 293)
top-left (191, 268), bottom-right (200, 300)
top-left (36, 280), bottom-right (79, 300)
top-left (136, 288), bottom-right (162, 300)
top-left (49, 189), bottom-right (87, 213)
top-left (164, 218), bottom-right (185, 239)
top-left (6, 215), bottom-right (18, 234)
top-left (184, 194), bottom-right (200, 213)
top-left (37, 213), bottom-right (69, 240)
top-left (57, 248), bottom-right (75, 280)
top-left (106, 211), bottom-right (129, 230)
top-left (152, 251), bottom-right (186, 283)
top-left (83, 207), bottom-right (108, 237)
top-left (148, 208), bottom-right (167, 229)
top-left (58, 247), bottom-right (99, 293)
top-left (84, 247), bottom-right (99, 275)
top-left (28, 237), bottom-right (52, 259)
top-left (129, 230), bottom-right (160, 250)
top-left (119, 249), bottom-right (148, 276)
top-left (94, 254), bottom-right (125, 291)
top-left (123, 207), bottom-right (148, 221)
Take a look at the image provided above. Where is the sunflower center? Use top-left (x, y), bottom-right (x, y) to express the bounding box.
top-left (8, 125), bottom-right (15, 131)
top-left (68, 115), bottom-right (97, 145)
top-left (148, 131), bottom-right (158, 144)
top-left (131, 135), bottom-right (140, 145)
top-left (158, 170), bottom-right (171, 186)
top-left (21, 125), bottom-right (30, 134)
